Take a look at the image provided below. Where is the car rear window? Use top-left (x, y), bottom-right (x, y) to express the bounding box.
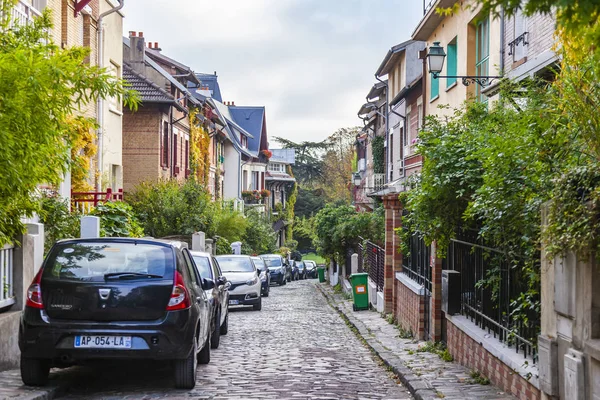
top-left (43, 242), bottom-right (174, 282)
top-left (192, 256), bottom-right (213, 280)
top-left (216, 257), bottom-right (255, 272)
top-left (262, 257), bottom-right (282, 267)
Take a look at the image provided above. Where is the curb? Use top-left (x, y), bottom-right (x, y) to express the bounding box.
top-left (316, 283), bottom-right (441, 400)
top-left (0, 369), bottom-right (72, 400)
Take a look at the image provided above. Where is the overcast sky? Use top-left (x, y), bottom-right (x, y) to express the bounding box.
top-left (122, 0), bottom-right (423, 145)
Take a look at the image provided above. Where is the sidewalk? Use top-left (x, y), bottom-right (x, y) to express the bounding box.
top-left (0, 368), bottom-right (73, 400)
top-left (317, 282), bottom-right (515, 400)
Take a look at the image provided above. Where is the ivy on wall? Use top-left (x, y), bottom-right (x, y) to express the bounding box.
top-left (189, 108), bottom-right (211, 185)
top-left (371, 135), bottom-right (385, 174)
top-left (284, 165), bottom-right (298, 241)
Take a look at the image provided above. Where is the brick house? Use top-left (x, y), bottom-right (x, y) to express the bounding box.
top-left (121, 31), bottom-right (203, 192)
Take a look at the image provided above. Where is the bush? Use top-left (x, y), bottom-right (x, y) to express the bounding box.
top-left (215, 236), bottom-right (231, 255)
top-left (90, 201), bottom-right (144, 238)
top-left (38, 193), bottom-right (80, 253)
top-left (213, 203), bottom-right (247, 242)
top-left (127, 179), bottom-right (214, 238)
top-left (241, 210), bottom-right (277, 255)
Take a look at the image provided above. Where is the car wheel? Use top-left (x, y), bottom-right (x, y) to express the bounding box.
top-left (20, 356), bottom-right (50, 386)
top-left (210, 310), bottom-right (221, 349)
top-left (282, 278), bottom-right (286, 286)
top-left (174, 336), bottom-right (198, 389)
top-left (220, 312), bottom-right (229, 335)
top-left (263, 285), bottom-right (270, 297)
top-left (198, 332), bottom-right (211, 364)
top-left (253, 297), bottom-right (262, 311)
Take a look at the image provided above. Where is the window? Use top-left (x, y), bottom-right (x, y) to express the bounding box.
top-left (108, 62), bottom-right (121, 112)
top-left (182, 250), bottom-right (201, 286)
top-left (162, 122), bottom-right (169, 167)
top-left (268, 163), bottom-right (284, 172)
top-left (446, 38), bottom-right (457, 88)
top-left (430, 72), bottom-right (439, 100)
top-left (513, 9), bottom-right (527, 62)
top-left (243, 170), bottom-right (248, 189)
top-left (389, 133), bottom-right (393, 165)
top-left (417, 103), bottom-right (423, 131)
top-left (252, 171), bottom-right (260, 190)
top-left (241, 135), bottom-right (248, 148)
top-left (185, 140), bottom-right (189, 171)
top-left (173, 134), bottom-right (178, 167)
top-left (476, 17), bottom-right (490, 102)
top-left (404, 112), bottom-right (410, 146)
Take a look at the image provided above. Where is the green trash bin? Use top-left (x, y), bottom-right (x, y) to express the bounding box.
top-left (317, 266), bottom-right (326, 283)
top-left (348, 273), bottom-right (369, 311)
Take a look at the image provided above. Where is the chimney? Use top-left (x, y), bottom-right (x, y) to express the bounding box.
top-left (129, 31), bottom-right (136, 37)
top-left (232, 101), bottom-right (235, 106)
top-left (129, 31), bottom-right (146, 75)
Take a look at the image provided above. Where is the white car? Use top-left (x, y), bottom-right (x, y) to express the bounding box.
top-left (215, 255), bottom-right (262, 311)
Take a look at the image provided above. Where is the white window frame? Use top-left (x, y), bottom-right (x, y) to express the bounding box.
top-left (513, 9), bottom-right (528, 62)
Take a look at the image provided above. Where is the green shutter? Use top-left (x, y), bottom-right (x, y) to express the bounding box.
top-left (430, 73), bottom-right (439, 99)
top-left (447, 41), bottom-right (457, 87)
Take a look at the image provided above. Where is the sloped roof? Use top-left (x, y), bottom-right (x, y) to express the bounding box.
top-left (123, 64), bottom-right (174, 103)
top-left (192, 73), bottom-right (223, 103)
top-left (367, 81), bottom-right (387, 101)
top-left (228, 106), bottom-right (265, 153)
top-left (375, 40), bottom-right (414, 77)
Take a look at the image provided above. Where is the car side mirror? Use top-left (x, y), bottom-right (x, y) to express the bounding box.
top-left (203, 278), bottom-right (215, 290)
top-left (217, 276), bottom-right (227, 285)
top-left (265, 268), bottom-right (269, 273)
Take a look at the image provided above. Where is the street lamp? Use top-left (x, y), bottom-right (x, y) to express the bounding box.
top-left (426, 41), bottom-right (502, 87)
top-left (353, 172), bottom-right (362, 186)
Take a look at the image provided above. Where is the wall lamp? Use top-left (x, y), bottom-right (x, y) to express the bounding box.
top-left (426, 42), bottom-right (502, 88)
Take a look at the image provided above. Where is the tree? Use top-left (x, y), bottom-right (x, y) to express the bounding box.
top-left (274, 137), bottom-right (328, 186)
top-left (0, 3), bottom-right (137, 245)
top-left (320, 127), bottom-right (359, 204)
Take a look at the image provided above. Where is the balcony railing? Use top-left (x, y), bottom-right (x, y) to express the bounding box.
top-left (372, 173), bottom-right (385, 192)
top-left (12, 0), bottom-right (42, 27)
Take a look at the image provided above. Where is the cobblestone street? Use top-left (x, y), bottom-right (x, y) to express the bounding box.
top-left (52, 280), bottom-right (410, 400)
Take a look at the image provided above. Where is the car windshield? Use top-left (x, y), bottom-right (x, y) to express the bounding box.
top-left (216, 257), bottom-right (255, 273)
top-left (297, 262), bottom-right (305, 268)
top-left (43, 242), bottom-right (174, 281)
top-left (305, 261), bottom-right (316, 268)
top-left (252, 258), bottom-right (267, 270)
top-left (262, 257), bottom-right (282, 267)
top-left (192, 256), bottom-right (213, 280)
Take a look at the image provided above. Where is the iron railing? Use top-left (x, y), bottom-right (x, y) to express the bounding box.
top-left (0, 244), bottom-right (15, 311)
top-left (402, 231), bottom-right (432, 293)
top-left (360, 237), bottom-right (384, 291)
top-left (448, 227), bottom-right (539, 362)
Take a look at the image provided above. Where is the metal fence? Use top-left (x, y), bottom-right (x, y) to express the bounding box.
top-left (0, 244), bottom-right (15, 311)
top-left (402, 231), bottom-right (432, 292)
top-left (448, 227), bottom-right (539, 362)
top-left (359, 237), bottom-right (384, 291)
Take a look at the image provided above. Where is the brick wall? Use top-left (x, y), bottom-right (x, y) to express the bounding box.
top-left (446, 319), bottom-right (541, 400)
top-left (394, 277), bottom-right (425, 339)
top-left (503, 10), bottom-right (556, 72)
top-left (122, 107), bottom-right (161, 192)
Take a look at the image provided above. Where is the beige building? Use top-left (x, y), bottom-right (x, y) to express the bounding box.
top-left (413, 0), bottom-right (502, 115)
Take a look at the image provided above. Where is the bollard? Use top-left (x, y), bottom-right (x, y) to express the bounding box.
top-left (80, 216), bottom-right (100, 238)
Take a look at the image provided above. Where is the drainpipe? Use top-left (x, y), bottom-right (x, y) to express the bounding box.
top-left (499, 7), bottom-right (505, 75)
top-left (374, 75), bottom-right (389, 183)
top-left (96, 0), bottom-right (125, 191)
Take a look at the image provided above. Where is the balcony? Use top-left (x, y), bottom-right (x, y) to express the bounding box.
top-left (12, 0), bottom-right (43, 27)
top-left (372, 173), bottom-right (385, 193)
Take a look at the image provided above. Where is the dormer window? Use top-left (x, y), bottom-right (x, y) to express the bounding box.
top-left (242, 136), bottom-right (248, 148)
top-left (268, 163), bottom-right (284, 173)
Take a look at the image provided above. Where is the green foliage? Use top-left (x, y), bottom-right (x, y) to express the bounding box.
top-left (294, 187), bottom-right (326, 219)
top-left (285, 177), bottom-right (298, 240)
top-left (416, 341), bottom-right (453, 362)
top-left (127, 180), bottom-right (214, 238)
top-left (90, 201), bottom-right (144, 238)
top-left (215, 236), bottom-right (231, 255)
top-left (468, 370), bottom-right (491, 385)
top-left (0, 2), bottom-right (137, 245)
top-left (38, 193), bottom-right (80, 253)
top-left (314, 204), bottom-right (384, 263)
top-left (371, 135), bottom-right (385, 174)
top-left (213, 203), bottom-right (247, 242)
top-left (241, 210), bottom-right (277, 255)
top-left (294, 216), bottom-right (317, 251)
top-left (274, 137), bottom-right (328, 186)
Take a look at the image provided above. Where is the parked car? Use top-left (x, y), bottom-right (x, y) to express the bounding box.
top-left (290, 260), bottom-right (300, 281)
top-left (19, 238), bottom-right (211, 389)
top-left (296, 261), bottom-right (308, 280)
top-left (260, 254), bottom-right (288, 285)
top-left (215, 255), bottom-right (262, 311)
top-left (304, 260), bottom-right (318, 278)
top-left (190, 251), bottom-right (231, 349)
top-left (251, 256), bottom-right (270, 297)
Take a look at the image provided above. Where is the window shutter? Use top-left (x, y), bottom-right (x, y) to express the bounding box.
top-left (446, 40), bottom-right (457, 87)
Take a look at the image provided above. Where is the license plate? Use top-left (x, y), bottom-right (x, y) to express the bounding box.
top-left (229, 300), bottom-right (239, 305)
top-left (74, 335), bottom-right (132, 349)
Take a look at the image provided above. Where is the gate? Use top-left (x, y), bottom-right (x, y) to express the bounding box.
top-left (402, 230), bottom-right (432, 341)
top-left (359, 237), bottom-right (384, 291)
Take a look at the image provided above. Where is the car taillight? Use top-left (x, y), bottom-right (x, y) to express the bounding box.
top-left (26, 269), bottom-right (44, 309)
top-left (166, 271), bottom-right (190, 311)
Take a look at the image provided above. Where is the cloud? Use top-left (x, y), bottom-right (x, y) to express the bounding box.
top-left (123, 0), bottom-right (423, 143)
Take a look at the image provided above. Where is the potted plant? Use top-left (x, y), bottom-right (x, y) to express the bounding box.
top-left (260, 189), bottom-right (271, 199)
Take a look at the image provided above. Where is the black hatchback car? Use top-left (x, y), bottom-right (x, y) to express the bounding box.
top-left (19, 238), bottom-right (212, 390)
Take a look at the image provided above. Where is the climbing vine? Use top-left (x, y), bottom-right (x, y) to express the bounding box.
top-left (189, 108), bottom-right (211, 185)
top-left (70, 116), bottom-right (97, 191)
top-left (284, 165), bottom-right (298, 240)
top-left (371, 135), bottom-right (385, 174)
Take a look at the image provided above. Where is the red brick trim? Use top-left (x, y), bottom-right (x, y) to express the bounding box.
top-left (446, 319), bottom-right (541, 400)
